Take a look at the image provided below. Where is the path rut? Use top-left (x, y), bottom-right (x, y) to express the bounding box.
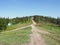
top-left (29, 24), bottom-right (46, 45)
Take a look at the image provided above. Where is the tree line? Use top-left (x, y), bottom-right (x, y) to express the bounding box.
top-left (33, 15), bottom-right (60, 26)
top-left (11, 16), bottom-right (31, 24)
top-left (0, 17), bottom-right (9, 31)
top-left (0, 16), bottom-right (31, 31)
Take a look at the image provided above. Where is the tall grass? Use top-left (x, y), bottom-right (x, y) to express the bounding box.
top-left (38, 21), bottom-right (60, 36)
top-left (37, 21), bottom-right (60, 45)
top-left (0, 27), bottom-right (31, 45)
top-left (41, 34), bottom-right (60, 45)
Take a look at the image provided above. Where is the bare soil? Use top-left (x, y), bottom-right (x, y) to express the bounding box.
top-left (29, 24), bottom-right (47, 45)
top-left (21, 19), bottom-right (47, 45)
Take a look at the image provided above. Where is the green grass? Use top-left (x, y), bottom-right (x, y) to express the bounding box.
top-left (37, 22), bottom-right (60, 45)
top-left (37, 22), bottom-right (60, 36)
top-left (0, 27), bottom-right (32, 45)
top-left (6, 21), bottom-right (32, 31)
top-left (41, 34), bottom-right (60, 45)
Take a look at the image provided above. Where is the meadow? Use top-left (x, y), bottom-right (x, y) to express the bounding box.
top-left (37, 22), bottom-right (60, 45)
top-left (0, 27), bottom-right (31, 45)
top-left (6, 21), bottom-right (32, 31)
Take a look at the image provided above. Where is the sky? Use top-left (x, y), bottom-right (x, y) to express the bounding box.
top-left (0, 0), bottom-right (60, 18)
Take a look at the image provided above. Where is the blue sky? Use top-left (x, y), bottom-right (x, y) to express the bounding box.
top-left (0, 0), bottom-right (60, 18)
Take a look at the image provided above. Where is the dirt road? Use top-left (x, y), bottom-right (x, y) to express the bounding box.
top-left (29, 24), bottom-right (46, 45)
top-left (27, 19), bottom-right (47, 45)
top-left (21, 18), bottom-right (47, 45)
top-left (21, 24), bottom-right (47, 45)
top-left (1, 25), bottom-right (31, 33)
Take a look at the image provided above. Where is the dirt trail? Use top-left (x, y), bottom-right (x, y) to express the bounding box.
top-left (28, 19), bottom-right (47, 45)
top-left (29, 24), bottom-right (46, 45)
top-left (21, 18), bottom-right (47, 45)
top-left (21, 24), bottom-right (47, 45)
top-left (1, 25), bottom-right (31, 33)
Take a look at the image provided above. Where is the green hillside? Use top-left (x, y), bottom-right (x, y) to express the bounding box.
top-left (33, 15), bottom-right (60, 45)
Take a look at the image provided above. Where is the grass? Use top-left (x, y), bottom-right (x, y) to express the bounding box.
top-left (6, 21), bottom-right (32, 31)
top-left (37, 21), bottom-right (60, 45)
top-left (41, 34), bottom-right (60, 45)
top-left (0, 27), bottom-right (32, 45)
top-left (37, 21), bottom-right (60, 36)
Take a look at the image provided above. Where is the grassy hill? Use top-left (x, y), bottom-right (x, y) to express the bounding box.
top-left (37, 22), bottom-right (60, 45)
top-left (33, 15), bottom-right (60, 45)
